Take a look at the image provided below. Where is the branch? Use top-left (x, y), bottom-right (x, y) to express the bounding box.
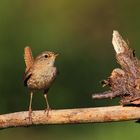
top-left (92, 30), bottom-right (140, 105)
top-left (0, 106), bottom-right (140, 129)
top-left (112, 30), bottom-right (128, 54)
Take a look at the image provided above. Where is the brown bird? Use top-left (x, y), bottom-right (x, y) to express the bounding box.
top-left (24, 46), bottom-right (58, 121)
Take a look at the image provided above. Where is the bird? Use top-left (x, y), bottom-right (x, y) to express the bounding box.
top-left (24, 46), bottom-right (58, 122)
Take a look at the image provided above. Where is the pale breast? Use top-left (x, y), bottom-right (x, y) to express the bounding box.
top-left (27, 66), bottom-right (57, 90)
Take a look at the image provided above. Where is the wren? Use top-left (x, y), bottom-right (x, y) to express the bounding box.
top-left (24, 46), bottom-right (58, 122)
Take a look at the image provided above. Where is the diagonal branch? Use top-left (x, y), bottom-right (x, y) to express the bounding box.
top-left (0, 106), bottom-right (140, 129)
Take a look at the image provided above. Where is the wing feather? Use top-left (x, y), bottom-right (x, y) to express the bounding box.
top-left (23, 69), bottom-right (32, 86)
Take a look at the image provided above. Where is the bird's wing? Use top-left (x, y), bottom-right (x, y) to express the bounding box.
top-left (24, 46), bottom-right (34, 71)
top-left (23, 69), bottom-right (32, 86)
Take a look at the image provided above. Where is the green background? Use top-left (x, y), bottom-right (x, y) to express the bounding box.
top-left (0, 0), bottom-right (140, 139)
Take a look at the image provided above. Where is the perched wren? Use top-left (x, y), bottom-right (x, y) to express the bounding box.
top-left (24, 46), bottom-right (58, 121)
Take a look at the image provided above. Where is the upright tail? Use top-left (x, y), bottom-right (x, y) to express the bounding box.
top-left (24, 46), bottom-right (34, 71)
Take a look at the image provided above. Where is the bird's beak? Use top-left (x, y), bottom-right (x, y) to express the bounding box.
top-left (55, 53), bottom-right (59, 57)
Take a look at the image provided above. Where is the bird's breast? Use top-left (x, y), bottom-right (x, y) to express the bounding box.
top-left (27, 66), bottom-right (57, 90)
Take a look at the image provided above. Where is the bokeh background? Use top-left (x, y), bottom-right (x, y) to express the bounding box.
top-left (0, 0), bottom-right (140, 139)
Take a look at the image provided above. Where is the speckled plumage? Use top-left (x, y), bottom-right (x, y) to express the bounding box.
top-left (24, 47), bottom-right (58, 122)
top-left (24, 51), bottom-right (58, 91)
top-left (26, 65), bottom-right (57, 90)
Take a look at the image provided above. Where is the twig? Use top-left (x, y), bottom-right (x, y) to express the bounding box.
top-left (92, 90), bottom-right (122, 99)
top-left (0, 106), bottom-right (140, 129)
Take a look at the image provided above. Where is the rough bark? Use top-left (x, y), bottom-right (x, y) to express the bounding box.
top-left (92, 30), bottom-right (140, 105)
top-left (0, 106), bottom-right (140, 129)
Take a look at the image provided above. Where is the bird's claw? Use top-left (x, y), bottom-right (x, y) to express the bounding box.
top-left (44, 107), bottom-right (51, 116)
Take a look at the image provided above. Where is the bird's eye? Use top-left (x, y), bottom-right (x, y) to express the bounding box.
top-left (44, 55), bottom-right (48, 58)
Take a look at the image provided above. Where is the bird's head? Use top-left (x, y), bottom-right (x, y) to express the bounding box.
top-left (35, 51), bottom-right (59, 66)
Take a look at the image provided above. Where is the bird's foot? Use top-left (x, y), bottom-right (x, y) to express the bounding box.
top-left (28, 108), bottom-right (33, 123)
top-left (44, 107), bottom-right (51, 116)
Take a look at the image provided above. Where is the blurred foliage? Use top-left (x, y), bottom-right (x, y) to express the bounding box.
top-left (0, 0), bottom-right (140, 140)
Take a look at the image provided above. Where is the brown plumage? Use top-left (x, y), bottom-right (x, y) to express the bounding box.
top-left (24, 47), bottom-right (58, 122)
top-left (24, 46), bottom-right (34, 71)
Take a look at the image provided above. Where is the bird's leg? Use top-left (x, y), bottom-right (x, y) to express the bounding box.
top-left (44, 93), bottom-right (50, 116)
top-left (44, 91), bottom-right (50, 116)
top-left (28, 91), bottom-right (33, 122)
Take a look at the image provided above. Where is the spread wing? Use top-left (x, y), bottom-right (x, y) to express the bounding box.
top-left (24, 46), bottom-right (34, 71)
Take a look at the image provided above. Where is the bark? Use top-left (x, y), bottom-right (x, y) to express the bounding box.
top-left (92, 30), bottom-right (140, 105)
top-left (0, 106), bottom-right (140, 129)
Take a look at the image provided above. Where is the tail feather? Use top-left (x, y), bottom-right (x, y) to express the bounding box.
top-left (24, 46), bottom-right (34, 71)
